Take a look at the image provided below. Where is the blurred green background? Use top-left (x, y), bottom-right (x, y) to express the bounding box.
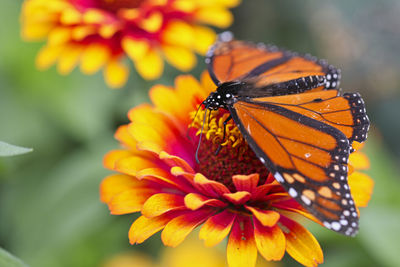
top-left (1, 0), bottom-right (400, 266)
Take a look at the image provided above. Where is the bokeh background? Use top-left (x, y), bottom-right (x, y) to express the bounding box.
top-left (1, 0), bottom-right (400, 266)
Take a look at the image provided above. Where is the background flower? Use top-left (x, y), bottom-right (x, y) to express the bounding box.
top-left (21, 0), bottom-right (240, 88)
top-left (100, 73), bottom-right (374, 267)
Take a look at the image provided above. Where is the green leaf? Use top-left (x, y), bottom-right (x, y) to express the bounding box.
top-left (359, 207), bottom-right (400, 267)
top-left (0, 247), bottom-right (28, 267)
top-left (0, 141), bottom-right (33, 157)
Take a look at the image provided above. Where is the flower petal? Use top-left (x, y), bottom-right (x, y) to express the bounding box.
top-left (161, 209), bottom-right (212, 247)
top-left (103, 150), bottom-right (133, 170)
top-left (184, 193), bottom-right (227, 210)
top-left (349, 152), bottom-right (370, 170)
top-left (114, 156), bottom-right (158, 176)
top-left (129, 212), bottom-right (183, 244)
top-left (251, 183), bottom-right (276, 200)
top-left (36, 45), bottom-right (64, 69)
top-left (163, 45), bottom-right (196, 71)
top-left (162, 21), bottom-right (194, 47)
top-left (348, 171), bottom-right (374, 207)
top-left (280, 216), bottom-right (323, 267)
top-left (192, 25), bottom-right (216, 54)
top-left (199, 210), bottom-right (236, 247)
top-left (137, 167), bottom-right (192, 192)
top-left (223, 191), bottom-right (251, 205)
top-left (114, 125), bottom-right (138, 150)
top-left (159, 151), bottom-right (195, 173)
top-left (108, 188), bottom-right (156, 215)
top-left (232, 173), bottom-right (259, 193)
top-left (142, 193), bottom-right (186, 218)
top-left (254, 220), bottom-right (285, 261)
top-left (100, 174), bottom-right (147, 203)
top-left (134, 49), bottom-right (163, 80)
top-left (193, 173), bottom-right (230, 198)
top-left (57, 44), bottom-right (82, 74)
top-left (122, 37), bottom-right (149, 60)
top-left (80, 43), bottom-right (110, 74)
top-left (245, 206), bottom-right (280, 227)
top-left (227, 216), bottom-right (257, 267)
top-left (195, 7), bottom-right (233, 28)
top-left (104, 59), bottom-right (129, 89)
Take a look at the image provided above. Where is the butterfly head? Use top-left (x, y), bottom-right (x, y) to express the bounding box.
top-left (203, 81), bottom-right (244, 110)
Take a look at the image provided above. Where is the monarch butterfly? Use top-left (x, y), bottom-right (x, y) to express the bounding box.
top-left (202, 32), bottom-right (369, 236)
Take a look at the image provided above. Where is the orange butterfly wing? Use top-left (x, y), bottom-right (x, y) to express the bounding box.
top-left (206, 34), bottom-right (340, 94)
top-left (228, 90), bottom-right (369, 236)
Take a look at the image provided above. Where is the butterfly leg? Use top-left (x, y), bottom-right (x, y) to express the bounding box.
top-left (215, 115), bottom-right (232, 155)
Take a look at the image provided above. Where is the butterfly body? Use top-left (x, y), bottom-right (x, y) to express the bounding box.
top-left (204, 33), bottom-right (370, 236)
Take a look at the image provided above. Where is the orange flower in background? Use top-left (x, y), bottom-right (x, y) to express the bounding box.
top-left (21, 0), bottom-right (240, 88)
top-left (100, 72), bottom-right (374, 267)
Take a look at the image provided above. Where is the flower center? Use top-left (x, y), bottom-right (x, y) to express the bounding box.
top-left (190, 109), bottom-right (269, 191)
top-left (98, 0), bottom-right (145, 13)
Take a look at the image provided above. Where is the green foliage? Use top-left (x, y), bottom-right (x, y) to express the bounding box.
top-left (0, 248), bottom-right (28, 267)
top-left (0, 142), bottom-right (32, 157)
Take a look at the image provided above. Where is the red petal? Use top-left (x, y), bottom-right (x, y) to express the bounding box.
top-left (245, 206), bottom-right (280, 227)
top-left (223, 191), bottom-right (251, 205)
top-left (142, 193), bottom-right (186, 218)
top-left (161, 209), bottom-right (213, 247)
top-left (199, 210), bottom-right (236, 247)
top-left (193, 173), bottom-right (230, 198)
top-left (159, 151), bottom-right (195, 173)
top-left (232, 173), bottom-right (259, 193)
top-left (227, 216), bottom-right (257, 267)
top-left (251, 183), bottom-right (275, 200)
top-left (280, 216), bottom-right (323, 267)
top-left (137, 167), bottom-right (194, 192)
top-left (254, 220), bottom-right (285, 261)
top-left (184, 193), bottom-right (227, 210)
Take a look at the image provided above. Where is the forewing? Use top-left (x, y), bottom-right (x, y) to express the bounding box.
top-left (229, 97), bottom-right (360, 236)
top-left (206, 34), bottom-right (341, 94)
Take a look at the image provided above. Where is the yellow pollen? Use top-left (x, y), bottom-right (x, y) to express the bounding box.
top-left (189, 109), bottom-right (245, 149)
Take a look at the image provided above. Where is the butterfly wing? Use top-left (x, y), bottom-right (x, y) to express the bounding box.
top-left (228, 90), bottom-right (369, 236)
top-left (206, 33), bottom-right (341, 95)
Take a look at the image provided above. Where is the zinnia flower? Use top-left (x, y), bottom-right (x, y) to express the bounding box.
top-left (100, 72), bottom-right (374, 267)
top-left (21, 0), bottom-right (240, 88)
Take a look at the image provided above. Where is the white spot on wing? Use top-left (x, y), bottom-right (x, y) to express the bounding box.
top-left (274, 172), bottom-right (284, 183)
top-left (288, 188), bottom-right (298, 198)
top-left (301, 195), bottom-right (311, 205)
top-left (331, 222), bottom-right (341, 231)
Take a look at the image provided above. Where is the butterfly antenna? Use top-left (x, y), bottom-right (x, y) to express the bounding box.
top-left (187, 102), bottom-right (205, 141)
top-left (195, 107), bottom-right (208, 164)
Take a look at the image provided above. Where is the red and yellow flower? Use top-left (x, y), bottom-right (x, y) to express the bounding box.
top-left (21, 0), bottom-right (239, 88)
top-left (100, 72), bottom-right (374, 267)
